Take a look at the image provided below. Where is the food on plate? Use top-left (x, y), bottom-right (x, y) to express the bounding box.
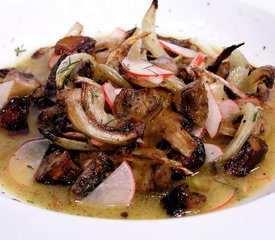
top-left (0, 0), bottom-right (274, 219)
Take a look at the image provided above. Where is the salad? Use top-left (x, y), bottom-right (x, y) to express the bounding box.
top-left (0, 0), bottom-right (274, 218)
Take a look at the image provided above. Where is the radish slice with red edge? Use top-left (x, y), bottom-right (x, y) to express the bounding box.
top-left (121, 57), bottom-right (174, 78)
top-left (159, 40), bottom-right (198, 59)
top-left (140, 75), bottom-right (163, 85)
top-left (127, 73), bottom-right (163, 86)
top-left (191, 127), bottom-right (205, 138)
top-left (188, 52), bottom-right (205, 68)
top-left (220, 99), bottom-right (240, 120)
top-left (205, 178), bottom-right (236, 212)
top-left (256, 176), bottom-right (271, 182)
top-left (8, 138), bottom-right (50, 187)
top-left (81, 161), bottom-right (136, 206)
top-left (204, 143), bottom-right (224, 162)
top-left (102, 82), bottom-right (117, 109)
top-left (90, 139), bottom-right (106, 147)
top-left (111, 27), bottom-right (125, 39)
top-left (206, 70), bottom-right (248, 99)
top-left (48, 55), bottom-right (61, 70)
top-left (205, 83), bottom-right (223, 138)
top-left (62, 132), bottom-right (86, 140)
top-left (136, 138), bottom-right (146, 147)
top-left (206, 189), bottom-right (235, 212)
top-left (235, 97), bottom-right (263, 108)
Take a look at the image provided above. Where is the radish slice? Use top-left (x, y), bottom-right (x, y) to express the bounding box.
top-left (204, 143), bottom-right (224, 162)
top-left (191, 127), bottom-right (205, 138)
top-left (205, 83), bottom-right (223, 138)
top-left (0, 81), bottom-right (13, 109)
top-left (188, 52), bottom-right (205, 68)
top-left (206, 70), bottom-right (248, 99)
top-left (102, 82), bottom-right (117, 109)
top-left (81, 161), bottom-right (136, 206)
top-left (220, 99), bottom-right (240, 120)
top-left (121, 57), bottom-right (174, 78)
top-left (256, 176), bottom-right (271, 182)
top-left (136, 138), bottom-right (146, 147)
top-left (111, 27), bottom-right (125, 39)
top-left (235, 97), bottom-right (263, 108)
top-left (8, 138), bottom-right (50, 187)
top-left (114, 88), bottom-right (122, 95)
top-left (159, 40), bottom-right (198, 59)
top-left (206, 189), bottom-right (235, 212)
top-left (62, 131), bottom-right (86, 140)
top-left (48, 55), bottom-right (61, 70)
top-left (90, 138), bottom-right (106, 147)
top-left (140, 75), bottom-right (163, 85)
top-left (127, 73), bottom-right (163, 86)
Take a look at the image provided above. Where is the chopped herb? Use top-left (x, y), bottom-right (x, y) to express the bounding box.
top-left (57, 57), bottom-right (80, 74)
top-left (214, 179), bottom-right (239, 191)
top-left (115, 127), bottom-right (129, 132)
top-left (131, 91), bottom-right (136, 101)
top-left (27, 200), bottom-right (34, 204)
top-left (98, 173), bottom-right (105, 182)
top-left (142, 65), bottom-right (159, 76)
top-left (105, 118), bottom-right (119, 126)
top-left (26, 165), bottom-right (34, 170)
top-left (50, 161), bottom-right (57, 167)
top-left (181, 119), bottom-right (192, 130)
top-left (100, 119), bottom-right (103, 124)
top-left (122, 62), bottom-right (130, 70)
top-left (122, 110), bottom-right (127, 117)
top-left (162, 81), bottom-right (167, 84)
top-left (82, 190), bottom-right (91, 196)
top-left (14, 44), bottom-right (26, 57)
top-left (158, 96), bottom-right (163, 102)
top-left (252, 111), bottom-right (258, 122)
top-left (63, 74), bottom-right (70, 85)
top-left (91, 92), bottom-right (95, 104)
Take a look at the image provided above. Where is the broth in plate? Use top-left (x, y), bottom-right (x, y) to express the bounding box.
top-left (0, 0), bottom-right (275, 220)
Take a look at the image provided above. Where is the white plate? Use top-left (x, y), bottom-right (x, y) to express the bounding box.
top-left (1, 0), bottom-right (275, 239)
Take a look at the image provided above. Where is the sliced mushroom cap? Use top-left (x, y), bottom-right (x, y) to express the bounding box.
top-left (113, 88), bottom-right (162, 123)
top-left (207, 43), bottom-right (244, 73)
top-left (3, 69), bottom-right (40, 97)
top-left (55, 36), bottom-right (96, 55)
top-left (144, 110), bottom-right (198, 158)
top-left (248, 65), bottom-right (275, 90)
top-left (224, 137), bottom-right (268, 176)
top-left (173, 80), bottom-right (208, 127)
top-left (150, 56), bottom-right (178, 74)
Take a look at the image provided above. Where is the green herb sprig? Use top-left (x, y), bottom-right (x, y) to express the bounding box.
top-left (14, 44), bottom-right (26, 57)
top-left (57, 57), bottom-right (80, 74)
top-left (214, 179), bottom-right (239, 191)
top-left (142, 65), bottom-right (159, 76)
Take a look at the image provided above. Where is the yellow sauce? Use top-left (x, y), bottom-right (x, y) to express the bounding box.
top-left (0, 51), bottom-right (275, 220)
